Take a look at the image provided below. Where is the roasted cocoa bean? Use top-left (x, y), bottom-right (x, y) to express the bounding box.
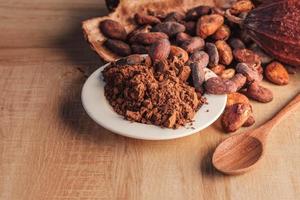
top-left (236, 63), bottom-right (262, 83)
top-left (196, 14), bottom-right (224, 39)
top-left (228, 38), bottom-right (246, 50)
top-left (149, 39), bottom-right (171, 62)
top-left (230, 73), bottom-right (247, 91)
top-left (131, 44), bottom-right (149, 54)
top-left (178, 65), bottom-right (191, 81)
top-left (226, 92), bottom-right (250, 108)
top-left (184, 21), bottom-right (196, 35)
top-left (243, 115), bottom-right (255, 127)
top-left (176, 32), bottom-right (192, 45)
top-left (244, 81), bottom-right (273, 103)
top-left (116, 54), bottom-right (147, 66)
top-left (104, 39), bottom-right (131, 56)
top-left (164, 12), bottom-right (185, 22)
top-left (186, 6), bottom-right (211, 21)
top-left (188, 51), bottom-right (209, 68)
top-left (100, 19), bottom-right (127, 41)
top-left (181, 37), bottom-right (205, 53)
top-left (265, 61), bottom-right (289, 85)
top-left (190, 62), bottom-right (205, 92)
top-left (213, 24), bottom-right (231, 41)
top-left (230, 0), bottom-right (254, 15)
top-left (131, 32), bottom-right (168, 45)
top-left (206, 42), bottom-right (219, 67)
top-left (215, 40), bottom-right (233, 65)
top-left (221, 68), bottom-right (235, 79)
top-left (210, 64), bottom-right (225, 76)
top-left (233, 48), bottom-right (261, 65)
top-left (153, 22), bottom-right (186, 37)
top-left (169, 46), bottom-right (189, 63)
top-left (128, 25), bottom-right (152, 43)
top-left (134, 13), bottom-right (161, 25)
top-left (221, 103), bottom-right (252, 132)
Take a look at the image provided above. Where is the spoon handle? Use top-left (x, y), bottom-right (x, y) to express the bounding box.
top-left (265, 93), bottom-right (300, 129)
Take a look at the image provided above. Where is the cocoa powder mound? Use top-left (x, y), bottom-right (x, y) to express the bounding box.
top-left (102, 59), bottom-right (204, 129)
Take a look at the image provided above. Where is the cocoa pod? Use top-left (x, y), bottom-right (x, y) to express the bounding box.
top-left (196, 14), bottom-right (224, 39)
top-left (131, 32), bottom-right (168, 45)
top-left (104, 39), bottom-right (131, 56)
top-left (215, 40), bottom-right (233, 65)
top-left (186, 6), bottom-right (211, 21)
top-left (243, 0), bottom-right (300, 67)
top-left (221, 103), bottom-right (252, 132)
top-left (153, 22), bottom-right (186, 37)
top-left (205, 43), bottom-right (219, 67)
top-left (176, 32), bottom-right (192, 45)
top-left (188, 51), bottom-right (209, 68)
top-left (243, 115), bottom-right (255, 127)
top-left (190, 62), bottom-right (205, 92)
top-left (134, 13), bottom-right (161, 25)
top-left (244, 81), bottom-right (273, 103)
top-left (100, 19), bottom-right (127, 41)
top-left (149, 39), bottom-right (171, 62)
top-left (131, 44), bottom-right (149, 54)
top-left (181, 37), bottom-right (205, 53)
top-left (236, 63), bottom-right (262, 83)
top-left (169, 46), bottom-right (189, 63)
top-left (265, 61), bottom-right (289, 85)
top-left (212, 25), bottom-right (231, 41)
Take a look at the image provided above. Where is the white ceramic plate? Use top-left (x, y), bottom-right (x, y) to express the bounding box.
top-left (82, 60), bottom-right (227, 140)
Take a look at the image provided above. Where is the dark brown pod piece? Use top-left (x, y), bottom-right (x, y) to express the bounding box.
top-left (243, 0), bottom-right (300, 67)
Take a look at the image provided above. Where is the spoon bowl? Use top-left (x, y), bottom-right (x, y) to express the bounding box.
top-left (212, 133), bottom-right (264, 175)
top-left (212, 93), bottom-right (300, 175)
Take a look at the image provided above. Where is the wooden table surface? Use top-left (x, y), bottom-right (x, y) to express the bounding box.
top-left (0, 0), bottom-right (299, 199)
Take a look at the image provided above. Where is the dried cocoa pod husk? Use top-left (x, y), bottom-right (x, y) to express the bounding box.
top-left (227, 0), bottom-right (300, 67)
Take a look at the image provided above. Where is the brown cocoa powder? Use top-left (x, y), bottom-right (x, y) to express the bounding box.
top-left (102, 57), bottom-right (204, 129)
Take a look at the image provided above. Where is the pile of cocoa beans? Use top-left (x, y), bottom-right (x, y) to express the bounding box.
top-left (99, 0), bottom-right (295, 133)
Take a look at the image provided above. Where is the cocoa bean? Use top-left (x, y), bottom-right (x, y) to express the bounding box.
top-left (212, 24), bottom-right (231, 41)
top-left (243, 115), bottom-right (255, 127)
top-left (131, 32), bottom-right (168, 45)
top-left (220, 68), bottom-right (235, 79)
top-left (230, 0), bottom-right (254, 15)
top-left (205, 42), bottom-right (219, 67)
top-left (164, 12), bottom-right (185, 22)
top-left (265, 61), bottom-right (289, 85)
top-left (228, 38), bottom-right (246, 50)
top-left (196, 14), bottom-right (224, 39)
top-left (186, 6), bottom-right (211, 21)
top-left (188, 51), bottom-right (209, 68)
top-left (104, 39), bottom-right (131, 56)
top-left (230, 73), bottom-right (247, 91)
top-left (236, 63), bottom-right (262, 83)
top-left (221, 103), bottom-right (252, 132)
top-left (128, 25), bottom-right (152, 43)
top-left (134, 13), bottom-right (161, 25)
top-left (131, 44), bottom-right (149, 54)
top-left (244, 81), bottom-right (273, 103)
top-left (149, 39), bottom-right (171, 62)
top-left (116, 54), bottom-right (146, 66)
top-left (233, 48), bottom-right (261, 65)
top-left (210, 64), bottom-right (225, 76)
top-left (100, 19), bottom-right (127, 41)
top-left (184, 21), bottom-right (196, 35)
top-left (190, 62), bottom-right (205, 92)
top-left (176, 32), bottom-right (192, 45)
top-left (215, 40), bottom-right (233, 65)
top-left (153, 22), bottom-right (186, 37)
top-left (169, 46), bottom-right (189, 63)
top-left (181, 37), bottom-right (205, 53)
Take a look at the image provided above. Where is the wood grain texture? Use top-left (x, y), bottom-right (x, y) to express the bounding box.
top-left (0, 0), bottom-right (299, 199)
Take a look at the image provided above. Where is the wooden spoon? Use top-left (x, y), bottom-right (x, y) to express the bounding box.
top-left (212, 93), bottom-right (300, 175)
